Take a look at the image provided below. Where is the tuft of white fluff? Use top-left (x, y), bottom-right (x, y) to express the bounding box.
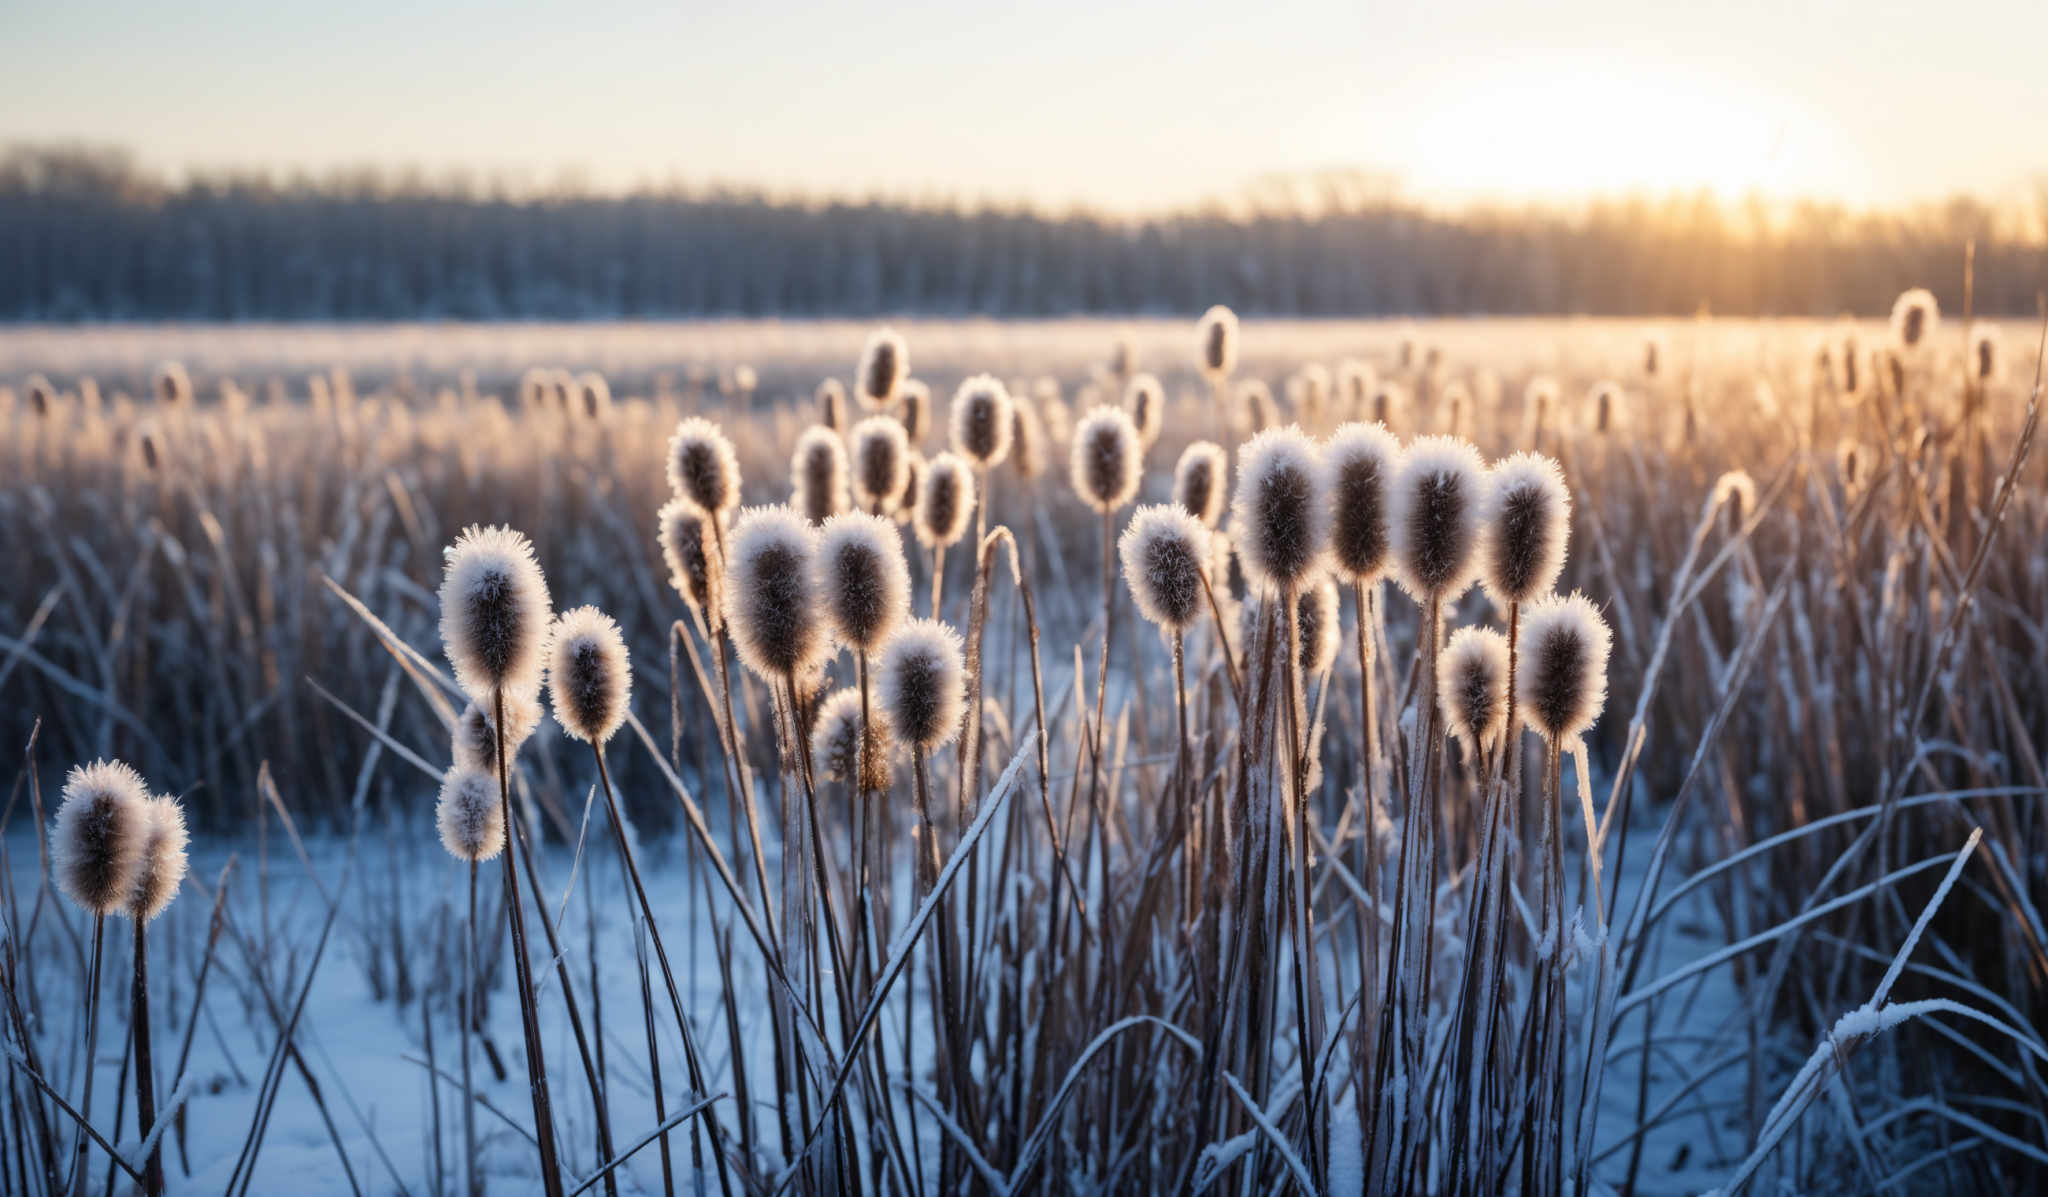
top-left (1324, 422), bottom-right (1401, 584)
top-left (914, 452), bottom-right (977, 548)
top-left (1477, 452), bottom-right (1571, 607)
top-left (1387, 436), bottom-right (1488, 603)
top-left (1437, 627), bottom-right (1510, 755)
top-left (850, 415), bottom-right (912, 513)
top-left (857, 328), bottom-right (909, 409)
top-left (1119, 505), bottom-right (1212, 631)
top-left (129, 795), bottom-right (190, 921)
top-left (814, 510), bottom-right (912, 651)
top-left (722, 505), bottom-right (828, 681)
top-left (876, 618), bottom-right (968, 751)
top-left (1293, 574), bottom-right (1341, 678)
top-left (1229, 426), bottom-right (1329, 590)
top-left (791, 424), bottom-right (851, 524)
top-left (1068, 406), bottom-right (1143, 514)
top-left (436, 767), bottom-right (506, 862)
top-left (1124, 373), bottom-right (1165, 448)
top-left (1889, 287), bottom-right (1939, 352)
top-left (1197, 305), bottom-right (1239, 380)
top-left (948, 374), bottom-right (1014, 467)
top-left (439, 525), bottom-right (552, 701)
top-left (453, 690), bottom-right (544, 775)
top-left (666, 417), bottom-right (741, 515)
top-left (51, 760), bottom-right (150, 915)
top-left (895, 379), bottom-right (932, 442)
top-left (811, 688), bottom-right (893, 792)
top-left (546, 606), bottom-right (632, 744)
top-left (1172, 441), bottom-right (1230, 527)
top-left (656, 496), bottom-right (720, 623)
top-left (1515, 591), bottom-right (1612, 743)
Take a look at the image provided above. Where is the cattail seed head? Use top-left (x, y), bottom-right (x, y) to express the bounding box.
top-left (51, 760), bottom-right (149, 916)
top-left (1108, 331), bottom-right (1138, 380)
top-left (129, 796), bottom-right (190, 922)
top-left (1237, 378), bottom-right (1278, 434)
top-left (1712, 469), bottom-right (1758, 531)
top-left (1387, 436), bottom-right (1487, 602)
top-left (857, 328), bottom-right (909, 410)
top-left (666, 417), bottom-right (741, 515)
top-left (1197, 305), bottom-right (1239, 380)
top-left (792, 424), bottom-right (851, 524)
top-left (1523, 377), bottom-right (1559, 440)
top-left (1291, 364), bottom-right (1332, 426)
top-left (1172, 441), bottom-right (1229, 527)
top-left (1477, 452), bottom-right (1571, 607)
top-left (914, 452), bottom-right (976, 548)
top-left (896, 379), bottom-right (931, 442)
top-left (1119, 505), bottom-right (1212, 631)
top-left (1324, 422), bottom-right (1400, 584)
top-left (1438, 379), bottom-right (1470, 437)
top-left (453, 691), bottom-right (544, 775)
top-left (439, 525), bottom-right (553, 700)
top-left (813, 689), bottom-right (894, 792)
top-left (1293, 575), bottom-right (1341, 678)
top-left (156, 361), bottom-right (191, 407)
top-left (895, 451), bottom-right (925, 525)
top-left (546, 606), bottom-right (632, 744)
top-left (1124, 373), bottom-right (1165, 448)
top-left (1889, 287), bottom-right (1939, 353)
top-left (723, 505), bottom-right (828, 681)
top-left (1367, 381), bottom-right (1404, 430)
top-left (1587, 382), bottom-right (1626, 434)
top-left (436, 767), bottom-right (506, 863)
top-left (519, 368), bottom-right (549, 412)
top-left (850, 416), bottom-right (912, 513)
top-left (949, 374), bottom-right (1014, 467)
top-left (1969, 324), bottom-right (1998, 381)
top-left (817, 379), bottom-right (849, 431)
top-left (1516, 591), bottom-right (1612, 743)
top-left (1643, 336), bottom-right (1662, 377)
top-left (876, 618), bottom-right (967, 751)
top-left (656, 496), bottom-right (719, 623)
top-left (576, 372), bottom-right (611, 420)
top-left (1069, 406), bottom-right (1143, 514)
top-left (1229, 426), bottom-right (1329, 590)
top-left (1337, 359), bottom-right (1377, 417)
top-left (1008, 395), bottom-right (1046, 479)
top-left (815, 511), bottom-right (911, 651)
top-left (1438, 627), bottom-right (1510, 755)
top-left (27, 374), bottom-right (55, 418)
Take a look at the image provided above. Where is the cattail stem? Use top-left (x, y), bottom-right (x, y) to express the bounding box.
top-left (493, 687), bottom-right (566, 1197)
top-left (932, 544), bottom-right (947, 617)
top-left (130, 917), bottom-right (163, 1196)
top-left (1278, 583), bottom-right (1324, 1173)
top-left (70, 914), bottom-right (106, 1195)
top-left (462, 862), bottom-right (479, 1197)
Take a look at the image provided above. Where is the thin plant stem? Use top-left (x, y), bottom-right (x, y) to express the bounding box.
top-left (131, 916), bottom-right (163, 1196)
top-left (493, 686), bottom-right (566, 1197)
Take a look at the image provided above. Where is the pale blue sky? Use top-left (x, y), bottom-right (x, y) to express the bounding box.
top-left (6, 1), bottom-right (2044, 211)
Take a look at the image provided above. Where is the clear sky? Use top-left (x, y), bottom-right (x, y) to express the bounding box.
top-left (6, 1), bottom-right (2044, 212)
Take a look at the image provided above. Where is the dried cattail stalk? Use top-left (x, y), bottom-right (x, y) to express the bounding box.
top-left (1325, 422), bottom-right (1400, 584)
top-left (850, 415), bottom-right (912, 513)
top-left (1069, 406), bottom-right (1143, 514)
top-left (812, 689), bottom-right (893, 792)
top-left (1172, 441), bottom-right (1229, 527)
top-left (1119, 505), bottom-right (1212, 631)
top-left (791, 424), bottom-right (851, 524)
top-left (817, 379), bottom-right (850, 431)
top-left (439, 525), bottom-right (553, 702)
top-left (857, 328), bottom-right (909, 410)
top-left (1230, 426), bottom-right (1329, 591)
top-left (546, 606), bottom-right (632, 744)
top-left (52, 760), bottom-right (149, 915)
top-left (1515, 591), bottom-right (1612, 743)
top-left (915, 452), bottom-right (976, 549)
top-left (656, 496), bottom-right (720, 625)
top-left (666, 417), bottom-right (741, 515)
top-left (896, 378), bottom-right (932, 442)
top-left (876, 618), bottom-right (968, 750)
top-left (723, 505), bottom-right (828, 681)
top-left (1477, 452), bottom-right (1571, 607)
top-left (815, 511), bottom-right (912, 651)
top-left (1387, 436), bottom-right (1487, 603)
top-left (128, 796), bottom-right (190, 922)
top-left (949, 374), bottom-right (1014, 467)
top-left (1124, 373), bottom-right (1165, 448)
top-left (1889, 287), bottom-right (1940, 353)
top-left (1438, 626), bottom-right (1510, 755)
top-left (1197, 304), bottom-right (1239, 381)
top-left (453, 692), bottom-right (544, 775)
top-left (436, 767), bottom-right (507, 862)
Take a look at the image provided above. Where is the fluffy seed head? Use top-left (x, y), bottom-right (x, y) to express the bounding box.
top-left (857, 328), bottom-right (909, 409)
top-left (1109, 331), bottom-right (1138, 379)
top-left (1069, 406), bottom-right (1143, 514)
top-left (666, 417), bottom-right (741, 515)
top-left (1124, 374), bottom-right (1165, 448)
top-left (656, 496), bottom-right (720, 623)
top-left (546, 607), bottom-right (631, 744)
top-left (914, 452), bottom-right (977, 548)
top-left (791, 424), bottom-right (851, 524)
top-left (850, 416), bottom-right (911, 513)
top-left (815, 511), bottom-right (911, 651)
top-left (1712, 470), bottom-right (1758, 529)
top-left (1197, 305), bottom-right (1239, 380)
top-left (1337, 359), bottom-right (1377, 416)
top-left (949, 374), bottom-right (1014, 466)
top-left (439, 525), bottom-right (552, 700)
top-left (1642, 337), bottom-right (1663, 377)
top-left (1438, 627), bottom-right (1510, 755)
top-left (156, 361), bottom-right (191, 406)
top-left (1438, 379), bottom-right (1471, 437)
top-left (1516, 592), bottom-right (1611, 743)
top-left (1478, 452), bottom-right (1571, 606)
top-left (1367, 381), bottom-right (1404, 430)
top-left (812, 689), bottom-right (893, 792)
top-left (1292, 575), bottom-right (1341, 678)
top-left (129, 796), bottom-right (190, 921)
top-left (1290, 364), bottom-right (1332, 426)
top-left (723, 505), bottom-right (827, 681)
top-left (1119, 505), bottom-right (1212, 631)
top-left (1523, 377), bottom-right (1559, 437)
top-left (1969, 324), bottom-right (1998, 381)
top-left (1387, 436), bottom-right (1487, 602)
top-left (1229, 426), bottom-right (1329, 590)
top-left (453, 690), bottom-right (544, 774)
top-left (51, 760), bottom-right (149, 916)
top-left (27, 374), bottom-right (56, 417)
top-left (576, 372), bottom-right (611, 420)
top-left (817, 379), bottom-right (849, 431)
top-left (1173, 442), bottom-right (1229, 527)
top-left (1890, 287), bottom-right (1939, 352)
top-left (876, 619), bottom-right (967, 751)
top-left (896, 451), bottom-right (925, 524)
top-left (1009, 395), bottom-right (1046, 479)
top-left (1324, 422), bottom-right (1400, 584)
top-left (1587, 382), bottom-right (1626, 434)
top-left (896, 379), bottom-right (932, 442)
top-left (436, 767), bottom-right (506, 862)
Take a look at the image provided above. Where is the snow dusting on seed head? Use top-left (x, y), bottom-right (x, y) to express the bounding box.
top-left (723, 505), bottom-right (827, 681)
top-left (1324, 421), bottom-right (1400, 584)
top-left (439, 525), bottom-right (552, 700)
top-left (453, 690), bottom-right (544, 775)
top-left (812, 688), bottom-right (893, 793)
top-left (1198, 305), bottom-right (1238, 380)
top-left (791, 424), bottom-right (850, 524)
top-left (895, 379), bottom-right (932, 442)
top-left (1124, 373), bottom-right (1165, 448)
top-left (1387, 436), bottom-right (1487, 602)
top-left (1293, 575), bottom-right (1340, 678)
top-left (1478, 452), bottom-right (1570, 607)
top-left (815, 511), bottom-right (911, 651)
top-left (1119, 505), bottom-right (1211, 632)
top-left (1438, 627), bottom-right (1510, 756)
top-left (850, 415), bottom-right (911, 513)
top-left (129, 795), bottom-right (190, 921)
top-left (156, 361), bottom-right (191, 407)
top-left (1172, 441), bottom-right (1229, 527)
top-left (1069, 406), bottom-right (1142, 514)
top-left (817, 378), bottom-right (849, 431)
top-left (915, 452), bottom-right (976, 548)
top-left (949, 374), bottom-right (1014, 467)
top-left (877, 618), bottom-right (967, 751)
top-left (857, 327), bottom-right (909, 410)
top-left (52, 760), bottom-right (149, 916)
top-left (1230, 426), bottom-right (1329, 590)
top-left (666, 417), bottom-right (740, 515)
top-left (1889, 287), bottom-right (1939, 353)
top-left (656, 496), bottom-right (719, 624)
top-left (546, 606), bottom-right (631, 744)
top-left (1516, 591), bottom-right (1612, 743)
top-left (436, 766), bottom-right (505, 862)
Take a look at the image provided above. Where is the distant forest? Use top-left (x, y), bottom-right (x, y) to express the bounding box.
top-left (4, 145), bottom-right (2045, 321)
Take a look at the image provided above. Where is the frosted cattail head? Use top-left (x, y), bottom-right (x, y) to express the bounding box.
top-left (791, 424), bottom-right (851, 524)
top-left (1291, 363), bottom-right (1332, 427)
top-left (1172, 441), bottom-right (1229, 527)
top-left (1523, 377), bottom-right (1559, 440)
top-left (1292, 575), bottom-right (1341, 678)
top-left (1837, 440), bottom-right (1869, 493)
top-left (1438, 627), bottom-right (1510, 755)
top-left (1515, 592), bottom-right (1612, 744)
top-left (138, 427), bottom-right (160, 471)
top-left (453, 690), bottom-right (544, 775)
top-left (1969, 324), bottom-right (1998, 381)
top-left (850, 415), bottom-right (912, 513)
top-left (1587, 382), bottom-right (1626, 434)
top-left (1214, 527), bottom-right (1251, 605)
top-left (155, 361), bottom-right (191, 407)
top-left (949, 374), bottom-right (1014, 467)
top-left (817, 379), bottom-right (850, 431)
top-left (1237, 378), bottom-right (1278, 434)
top-left (1838, 334), bottom-right (1862, 397)
top-left (1197, 305), bottom-right (1239, 381)
top-left (439, 525), bottom-right (552, 700)
top-left (1439, 379), bottom-right (1471, 437)
top-left (1229, 426), bottom-right (1329, 590)
top-left (1368, 381), bottom-right (1405, 430)
top-left (857, 328), bottom-right (909, 410)
top-left (1643, 336), bottom-right (1662, 377)
top-left (1889, 288), bottom-right (1939, 353)
top-left (724, 506), bottom-right (828, 681)
top-left (656, 496), bottom-right (719, 622)
top-left (129, 796), bottom-right (190, 922)
top-left (1069, 406), bottom-right (1143, 514)
top-left (815, 511), bottom-right (911, 651)
top-left (1008, 395), bottom-right (1046, 479)
top-left (1398, 335), bottom-right (1417, 370)
top-left (876, 618), bottom-right (967, 751)
top-left (914, 452), bottom-right (976, 548)
top-left (1124, 373), bottom-right (1165, 448)
top-left (1387, 436), bottom-right (1488, 602)
top-left (666, 417), bottom-right (741, 515)
top-left (896, 379), bottom-right (932, 442)
top-left (545, 606), bottom-right (632, 744)
top-left (436, 767), bottom-right (506, 863)
top-left (896, 451), bottom-right (924, 525)
top-left (27, 375), bottom-right (56, 418)
top-left (1119, 505), bottom-right (1212, 632)
top-left (1477, 452), bottom-right (1571, 607)
top-left (1109, 331), bottom-right (1138, 380)
top-left (1336, 359), bottom-right (1377, 417)
top-left (1324, 422), bottom-right (1400, 584)
top-left (576, 372), bottom-right (611, 420)
top-left (812, 689), bottom-right (893, 792)
top-left (51, 760), bottom-right (149, 916)
top-left (519, 368), bottom-right (550, 411)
